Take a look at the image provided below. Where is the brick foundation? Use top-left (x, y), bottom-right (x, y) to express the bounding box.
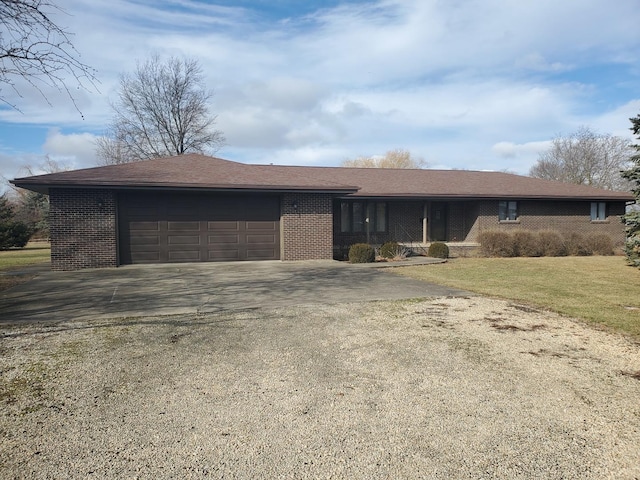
top-left (49, 188), bottom-right (118, 271)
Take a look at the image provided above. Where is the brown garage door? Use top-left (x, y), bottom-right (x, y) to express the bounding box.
top-left (118, 192), bottom-right (280, 264)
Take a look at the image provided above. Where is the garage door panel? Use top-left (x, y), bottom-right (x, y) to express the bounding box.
top-left (168, 250), bottom-right (202, 261)
top-left (209, 234), bottom-right (239, 244)
top-left (168, 235), bottom-right (201, 245)
top-left (168, 221), bottom-right (200, 231)
top-left (208, 249), bottom-right (240, 261)
top-left (247, 234), bottom-right (277, 244)
top-left (246, 221), bottom-right (277, 231)
top-left (207, 221), bottom-right (239, 231)
top-left (130, 235), bottom-right (160, 246)
top-left (119, 193), bottom-right (280, 264)
top-left (246, 248), bottom-right (277, 260)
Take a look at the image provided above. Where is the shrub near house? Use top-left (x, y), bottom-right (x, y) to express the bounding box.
top-left (428, 242), bottom-right (450, 259)
top-left (380, 241), bottom-right (408, 260)
top-left (478, 230), bottom-right (614, 257)
top-left (349, 243), bottom-right (375, 263)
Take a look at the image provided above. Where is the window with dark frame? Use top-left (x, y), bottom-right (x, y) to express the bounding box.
top-left (498, 200), bottom-right (518, 221)
top-left (352, 202), bottom-right (364, 232)
top-left (590, 202), bottom-right (607, 221)
top-left (340, 201), bottom-right (387, 233)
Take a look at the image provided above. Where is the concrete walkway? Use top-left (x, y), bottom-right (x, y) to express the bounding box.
top-left (0, 259), bottom-right (468, 323)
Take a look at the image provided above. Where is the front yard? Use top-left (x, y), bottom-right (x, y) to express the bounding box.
top-left (395, 256), bottom-right (640, 339)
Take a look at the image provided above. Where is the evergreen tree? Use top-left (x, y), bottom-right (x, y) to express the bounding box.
top-left (0, 195), bottom-right (32, 250)
top-left (621, 115), bottom-right (640, 267)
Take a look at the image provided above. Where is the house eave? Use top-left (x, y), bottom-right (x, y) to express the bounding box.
top-left (9, 181), bottom-right (360, 196)
top-left (339, 193), bottom-right (634, 201)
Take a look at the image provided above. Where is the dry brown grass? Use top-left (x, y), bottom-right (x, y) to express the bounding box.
top-left (395, 256), bottom-right (640, 339)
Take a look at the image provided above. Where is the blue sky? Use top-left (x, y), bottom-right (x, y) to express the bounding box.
top-left (1, 0), bottom-right (639, 186)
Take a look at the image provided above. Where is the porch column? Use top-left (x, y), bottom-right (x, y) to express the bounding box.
top-left (422, 203), bottom-right (428, 244)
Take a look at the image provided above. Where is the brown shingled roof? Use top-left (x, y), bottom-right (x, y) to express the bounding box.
top-left (11, 153), bottom-right (634, 201)
top-left (11, 154), bottom-right (359, 195)
top-left (279, 164), bottom-right (634, 200)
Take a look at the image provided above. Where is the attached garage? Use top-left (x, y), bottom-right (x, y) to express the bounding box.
top-left (118, 191), bottom-right (281, 264)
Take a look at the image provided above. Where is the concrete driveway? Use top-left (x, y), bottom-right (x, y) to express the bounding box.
top-left (0, 260), bottom-right (469, 323)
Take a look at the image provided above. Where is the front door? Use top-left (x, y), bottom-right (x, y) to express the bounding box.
top-left (430, 202), bottom-right (448, 241)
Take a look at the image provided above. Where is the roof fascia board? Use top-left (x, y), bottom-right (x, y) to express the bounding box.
top-left (338, 194), bottom-right (633, 201)
top-left (11, 182), bottom-right (359, 195)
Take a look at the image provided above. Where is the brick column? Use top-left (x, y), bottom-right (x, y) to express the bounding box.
top-left (49, 188), bottom-right (118, 271)
top-left (281, 193), bottom-right (333, 260)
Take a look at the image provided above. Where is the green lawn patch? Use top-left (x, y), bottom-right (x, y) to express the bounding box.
top-left (0, 242), bottom-right (51, 291)
top-left (395, 256), bottom-right (640, 339)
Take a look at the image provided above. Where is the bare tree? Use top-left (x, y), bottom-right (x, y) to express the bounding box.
top-left (5, 156), bottom-right (69, 238)
top-left (0, 0), bottom-right (97, 113)
top-left (342, 149), bottom-right (426, 168)
top-left (529, 126), bottom-right (632, 191)
top-left (96, 55), bottom-right (225, 164)
top-left (94, 132), bottom-right (130, 166)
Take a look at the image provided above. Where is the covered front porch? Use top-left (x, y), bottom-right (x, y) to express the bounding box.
top-left (332, 199), bottom-right (481, 258)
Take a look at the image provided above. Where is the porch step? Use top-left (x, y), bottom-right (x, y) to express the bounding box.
top-left (401, 242), bottom-right (481, 258)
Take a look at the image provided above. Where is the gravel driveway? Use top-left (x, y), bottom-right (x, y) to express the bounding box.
top-left (1, 297), bottom-right (640, 479)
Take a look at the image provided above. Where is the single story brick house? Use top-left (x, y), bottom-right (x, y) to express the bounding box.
top-left (11, 154), bottom-right (634, 271)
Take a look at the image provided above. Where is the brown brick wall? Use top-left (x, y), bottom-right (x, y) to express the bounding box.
top-left (48, 189), bottom-right (627, 270)
top-left (281, 193), bottom-right (334, 260)
top-left (449, 201), bottom-right (474, 241)
top-left (466, 200), bottom-right (627, 244)
top-left (389, 201), bottom-right (423, 242)
top-left (333, 198), bottom-right (627, 248)
top-left (49, 188), bottom-right (118, 271)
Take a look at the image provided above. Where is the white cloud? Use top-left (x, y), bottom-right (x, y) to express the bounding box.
top-left (0, 0), bottom-right (639, 178)
top-left (42, 129), bottom-right (99, 169)
top-left (491, 141), bottom-right (552, 159)
top-left (258, 146), bottom-right (354, 167)
top-left (514, 53), bottom-right (570, 73)
top-left (590, 99), bottom-right (640, 139)
top-left (219, 107), bottom-right (291, 149)
top-left (0, 153), bottom-right (43, 190)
